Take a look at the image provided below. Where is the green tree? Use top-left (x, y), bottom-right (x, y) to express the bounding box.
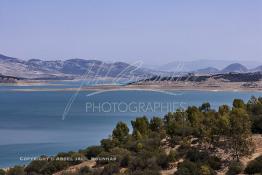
top-left (218, 105), bottom-right (230, 115)
top-left (199, 102), bottom-right (211, 112)
top-left (228, 108), bottom-right (254, 160)
top-left (149, 117), bottom-right (164, 133)
top-left (112, 122), bottom-right (129, 143)
top-left (246, 96), bottom-right (262, 133)
top-left (232, 99), bottom-right (245, 109)
top-left (131, 116), bottom-right (149, 136)
top-left (187, 106), bottom-right (204, 130)
top-left (100, 138), bottom-right (117, 151)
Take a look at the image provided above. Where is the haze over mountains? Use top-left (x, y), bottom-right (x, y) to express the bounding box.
top-left (154, 59), bottom-right (262, 72)
top-left (0, 54), bottom-right (262, 79)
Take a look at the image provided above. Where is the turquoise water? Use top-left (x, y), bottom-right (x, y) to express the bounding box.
top-left (0, 88), bottom-right (262, 168)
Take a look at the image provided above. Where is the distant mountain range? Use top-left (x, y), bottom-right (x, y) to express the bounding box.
top-left (0, 54), bottom-right (160, 79)
top-left (0, 54), bottom-right (262, 80)
top-left (155, 59), bottom-right (262, 73)
top-left (194, 63), bottom-right (262, 74)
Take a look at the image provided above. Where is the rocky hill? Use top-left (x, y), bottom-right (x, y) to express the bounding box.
top-left (0, 54), bottom-right (156, 80)
top-left (221, 63), bottom-right (248, 73)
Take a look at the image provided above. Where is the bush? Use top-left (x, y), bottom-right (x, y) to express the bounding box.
top-left (186, 149), bottom-right (209, 163)
top-left (207, 156), bottom-right (222, 170)
top-left (252, 116), bottom-right (262, 133)
top-left (132, 169), bottom-right (160, 175)
top-left (25, 160), bottom-right (48, 174)
top-left (199, 164), bottom-right (215, 175)
top-left (101, 163), bottom-right (120, 175)
top-left (175, 160), bottom-right (198, 175)
top-left (129, 156), bottom-right (147, 171)
top-left (100, 139), bottom-right (117, 151)
top-left (128, 155), bottom-right (161, 173)
top-left (244, 155), bottom-right (262, 174)
top-left (78, 166), bottom-right (91, 175)
top-left (80, 146), bottom-right (104, 159)
top-left (141, 136), bottom-right (161, 151)
top-left (156, 152), bottom-right (169, 169)
top-left (96, 151), bottom-right (113, 165)
top-left (0, 169), bottom-right (5, 175)
top-left (40, 160), bottom-right (69, 175)
top-left (226, 161), bottom-right (243, 175)
top-left (168, 150), bottom-right (177, 162)
top-left (109, 147), bottom-right (131, 167)
top-left (7, 166), bottom-right (25, 175)
top-left (176, 142), bottom-right (191, 158)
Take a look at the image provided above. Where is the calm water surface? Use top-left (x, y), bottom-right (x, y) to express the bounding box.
top-left (0, 86), bottom-right (261, 167)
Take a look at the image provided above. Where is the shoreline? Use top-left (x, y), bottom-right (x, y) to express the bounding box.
top-left (1, 80), bottom-right (262, 92)
top-left (1, 85), bottom-right (262, 92)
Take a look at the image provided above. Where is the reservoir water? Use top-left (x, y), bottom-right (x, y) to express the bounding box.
top-left (0, 85), bottom-right (261, 168)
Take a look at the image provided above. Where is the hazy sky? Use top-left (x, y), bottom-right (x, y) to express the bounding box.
top-left (0, 0), bottom-right (261, 64)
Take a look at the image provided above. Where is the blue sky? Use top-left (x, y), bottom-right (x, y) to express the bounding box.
top-left (0, 0), bottom-right (261, 64)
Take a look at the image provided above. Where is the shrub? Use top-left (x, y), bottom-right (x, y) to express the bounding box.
top-left (128, 156), bottom-right (147, 171)
top-left (141, 136), bottom-right (161, 151)
top-left (7, 166), bottom-right (25, 175)
top-left (244, 155), bottom-right (262, 174)
top-left (175, 160), bottom-right (198, 175)
top-left (96, 151), bottom-right (113, 165)
top-left (80, 146), bottom-right (104, 159)
top-left (69, 152), bottom-right (86, 165)
top-left (252, 116), bottom-right (262, 133)
top-left (109, 147), bottom-right (131, 167)
top-left (168, 150), bottom-right (177, 162)
top-left (207, 156), bottom-right (222, 170)
top-left (186, 149), bottom-right (209, 163)
top-left (156, 152), bottom-right (169, 169)
top-left (132, 169), bottom-right (160, 175)
top-left (100, 139), bottom-right (117, 151)
top-left (226, 161), bottom-right (243, 175)
top-left (176, 142), bottom-right (191, 158)
top-left (101, 163), bottom-right (120, 175)
top-left (40, 160), bottom-right (69, 175)
top-left (78, 166), bottom-right (91, 175)
top-left (128, 155), bottom-right (160, 173)
top-left (25, 160), bottom-right (48, 174)
top-left (199, 165), bottom-right (214, 175)
top-left (0, 169), bottom-right (5, 175)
